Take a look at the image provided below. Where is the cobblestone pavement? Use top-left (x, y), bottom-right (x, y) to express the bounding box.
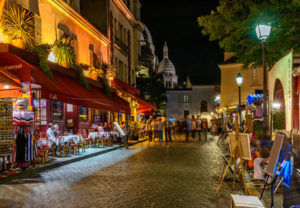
top-left (0, 135), bottom-right (259, 208)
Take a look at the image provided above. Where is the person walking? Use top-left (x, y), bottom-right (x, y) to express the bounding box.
top-left (158, 118), bottom-right (164, 142)
top-left (196, 116), bottom-right (202, 142)
top-left (165, 117), bottom-right (173, 142)
top-left (146, 116), bottom-right (153, 141)
top-left (152, 118), bottom-right (159, 141)
top-left (185, 116), bottom-right (191, 141)
top-left (201, 119), bottom-right (208, 142)
top-left (191, 115), bottom-right (197, 140)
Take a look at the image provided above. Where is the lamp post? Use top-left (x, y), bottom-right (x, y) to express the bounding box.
top-left (236, 73), bottom-right (243, 125)
top-left (256, 24), bottom-right (271, 139)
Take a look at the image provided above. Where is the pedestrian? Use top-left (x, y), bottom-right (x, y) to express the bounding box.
top-left (201, 119), bottom-right (208, 142)
top-left (191, 115), bottom-right (197, 140)
top-left (120, 121), bottom-right (129, 149)
top-left (158, 118), bottom-right (164, 142)
top-left (146, 116), bottom-right (153, 141)
top-left (185, 116), bottom-right (191, 141)
top-left (165, 117), bottom-right (173, 142)
top-left (196, 116), bottom-right (202, 142)
top-left (152, 118), bottom-right (159, 141)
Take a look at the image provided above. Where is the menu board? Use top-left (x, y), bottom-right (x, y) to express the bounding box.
top-left (52, 101), bottom-right (63, 121)
top-left (0, 100), bottom-right (13, 156)
top-left (80, 107), bottom-right (88, 122)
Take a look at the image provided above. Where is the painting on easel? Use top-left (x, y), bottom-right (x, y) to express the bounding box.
top-left (239, 133), bottom-right (251, 161)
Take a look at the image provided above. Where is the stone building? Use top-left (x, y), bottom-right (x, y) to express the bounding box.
top-left (158, 42), bottom-right (178, 88)
top-left (166, 83), bottom-right (219, 119)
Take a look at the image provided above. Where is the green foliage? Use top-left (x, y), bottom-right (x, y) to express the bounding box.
top-left (198, 0), bottom-right (300, 70)
top-left (136, 72), bottom-right (167, 111)
top-left (0, 1), bottom-right (34, 48)
top-left (98, 76), bottom-right (111, 98)
top-left (32, 44), bottom-right (54, 80)
top-left (253, 119), bottom-right (263, 139)
top-left (273, 111), bottom-right (285, 130)
top-left (71, 64), bottom-right (89, 89)
top-left (53, 38), bottom-right (75, 68)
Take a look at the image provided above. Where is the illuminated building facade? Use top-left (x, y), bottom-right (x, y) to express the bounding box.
top-left (158, 42), bottom-right (178, 89)
top-left (0, 0), bottom-right (155, 133)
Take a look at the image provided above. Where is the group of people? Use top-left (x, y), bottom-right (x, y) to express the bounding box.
top-left (143, 116), bottom-right (174, 142)
top-left (46, 123), bottom-right (61, 138)
top-left (183, 115), bottom-right (210, 142)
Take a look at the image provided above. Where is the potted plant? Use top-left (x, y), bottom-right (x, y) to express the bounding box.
top-left (53, 38), bottom-right (75, 68)
top-left (0, 1), bottom-right (34, 49)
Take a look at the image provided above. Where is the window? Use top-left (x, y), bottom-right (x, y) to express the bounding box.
top-left (64, 0), bottom-right (74, 7)
top-left (184, 95), bottom-right (189, 103)
top-left (79, 107), bottom-right (88, 123)
top-left (52, 101), bottom-right (63, 121)
top-left (119, 61), bottom-right (124, 81)
top-left (34, 99), bottom-right (47, 126)
top-left (67, 104), bottom-right (73, 112)
top-left (201, 100), bottom-right (208, 112)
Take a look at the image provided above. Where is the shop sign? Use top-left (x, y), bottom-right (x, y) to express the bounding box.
top-left (0, 64), bottom-right (23, 70)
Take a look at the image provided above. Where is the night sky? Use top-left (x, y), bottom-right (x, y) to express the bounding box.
top-left (140, 0), bottom-right (223, 85)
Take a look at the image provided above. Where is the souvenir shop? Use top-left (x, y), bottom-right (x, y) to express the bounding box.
top-left (0, 69), bottom-right (35, 172)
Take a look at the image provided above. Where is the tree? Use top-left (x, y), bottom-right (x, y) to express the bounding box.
top-left (137, 71), bottom-right (167, 112)
top-left (198, 0), bottom-right (300, 70)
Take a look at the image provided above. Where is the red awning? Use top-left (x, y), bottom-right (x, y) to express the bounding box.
top-left (112, 78), bottom-right (157, 113)
top-left (0, 43), bottom-right (130, 113)
top-left (0, 68), bottom-right (22, 98)
top-left (113, 78), bottom-right (140, 95)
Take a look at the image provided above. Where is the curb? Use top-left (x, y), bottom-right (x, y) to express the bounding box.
top-left (0, 139), bottom-right (147, 184)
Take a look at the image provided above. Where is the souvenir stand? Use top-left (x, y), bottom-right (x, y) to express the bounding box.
top-left (12, 100), bottom-right (35, 169)
top-left (0, 100), bottom-right (13, 173)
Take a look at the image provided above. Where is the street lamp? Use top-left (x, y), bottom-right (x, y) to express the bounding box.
top-left (236, 73), bottom-right (243, 125)
top-left (256, 24), bottom-right (271, 139)
top-left (270, 102), bottom-right (281, 137)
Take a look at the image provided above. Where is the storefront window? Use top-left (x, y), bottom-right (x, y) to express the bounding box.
top-left (79, 107), bottom-right (88, 123)
top-left (34, 99), bottom-right (47, 125)
top-left (52, 101), bottom-right (63, 121)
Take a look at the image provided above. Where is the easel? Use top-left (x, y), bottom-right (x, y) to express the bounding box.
top-left (216, 114), bottom-right (248, 194)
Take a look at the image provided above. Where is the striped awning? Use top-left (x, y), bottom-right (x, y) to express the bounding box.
top-left (247, 94), bottom-right (263, 105)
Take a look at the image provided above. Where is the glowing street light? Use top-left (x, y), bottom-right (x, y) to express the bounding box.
top-left (236, 73), bottom-right (243, 124)
top-left (256, 25), bottom-right (271, 42)
top-left (256, 24), bottom-right (271, 139)
top-left (272, 103), bottom-right (281, 110)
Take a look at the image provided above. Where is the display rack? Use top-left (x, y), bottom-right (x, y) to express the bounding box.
top-left (0, 100), bottom-right (13, 156)
top-left (0, 100), bottom-right (13, 172)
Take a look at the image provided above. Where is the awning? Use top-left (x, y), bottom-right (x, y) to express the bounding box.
top-left (247, 94), bottom-right (263, 105)
top-left (0, 68), bottom-right (22, 98)
top-left (0, 43), bottom-right (130, 113)
top-left (112, 78), bottom-right (157, 112)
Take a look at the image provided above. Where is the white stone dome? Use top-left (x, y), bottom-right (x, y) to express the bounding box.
top-left (158, 58), bottom-right (176, 74)
top-left (158, 42), bottom-right (176, 74)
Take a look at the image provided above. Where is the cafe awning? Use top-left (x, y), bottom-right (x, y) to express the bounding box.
top-left (0, 69), bottom-right (22, 98)
top-left (0, 43), bottom-right (130, 113)
top-left (112, 78), bottom-right (157, 112)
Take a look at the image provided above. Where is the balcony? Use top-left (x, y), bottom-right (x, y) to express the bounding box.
top-left (115, 36), bottom-right (128, 54)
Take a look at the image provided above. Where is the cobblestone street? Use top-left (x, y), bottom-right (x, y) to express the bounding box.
top-left (0, 136), bottom-right (244, 208)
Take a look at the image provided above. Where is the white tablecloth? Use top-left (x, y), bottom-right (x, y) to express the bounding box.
top-left (37, 135), bottom-right (83, 147)
top-left (87, 131), bottom-right (120, 140)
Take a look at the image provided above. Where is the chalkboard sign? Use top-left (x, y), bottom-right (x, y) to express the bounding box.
top-left (79, 107), bottom-right (88, 122)
top-left (52, 101), bottom-right (63, 121)
top-left (265, 133), bottom-right (285, 177)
